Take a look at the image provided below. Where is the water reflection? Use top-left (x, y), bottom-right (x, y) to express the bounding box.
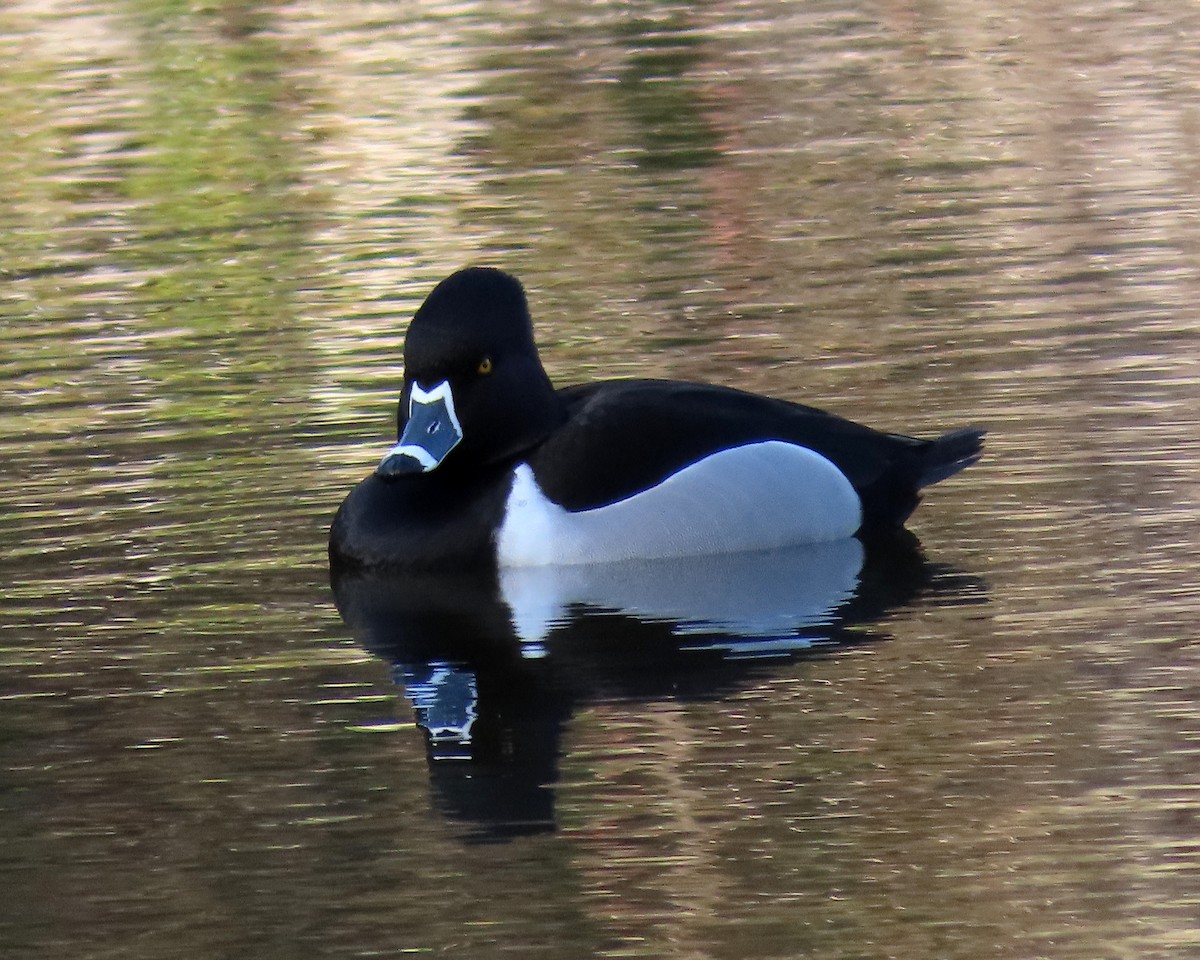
top-left (331, 533), bottom-right (977, 839)
top-left (4, 0), bottom-right (1197, 954)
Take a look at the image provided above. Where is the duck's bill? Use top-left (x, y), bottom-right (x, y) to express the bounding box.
top-left (376, 380), bottom-right (462, 478)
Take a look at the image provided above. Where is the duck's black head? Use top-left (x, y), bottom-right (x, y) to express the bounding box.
top-left (377, 268), bottom-right (563, 478)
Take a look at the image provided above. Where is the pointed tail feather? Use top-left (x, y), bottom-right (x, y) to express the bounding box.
top-left (918, 427), bottom-right (985, 488)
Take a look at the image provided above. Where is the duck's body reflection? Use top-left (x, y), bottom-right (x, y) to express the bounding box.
top-left (499, 538), bottom-right (863, 650)
top-left (331, 533), bottom-right (952, 839)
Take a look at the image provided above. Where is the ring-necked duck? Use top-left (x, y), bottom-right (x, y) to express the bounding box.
top-left (329, 267), bottom-right (984, 570)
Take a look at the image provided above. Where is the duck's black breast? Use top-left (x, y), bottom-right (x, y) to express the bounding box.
top-left (329, 463), bottom-right (514, 571)
top-left (525, 379), bottom-right (923, 516)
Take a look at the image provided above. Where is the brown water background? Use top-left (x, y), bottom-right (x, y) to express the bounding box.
top-left (3, 2), bottom-right (1199, 957)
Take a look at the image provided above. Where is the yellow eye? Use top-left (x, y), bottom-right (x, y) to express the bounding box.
top-left (477, 356), bottom-right (493, 375)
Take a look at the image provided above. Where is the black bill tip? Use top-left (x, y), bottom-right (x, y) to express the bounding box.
top-left (376, 451), bottom-right (428, 479)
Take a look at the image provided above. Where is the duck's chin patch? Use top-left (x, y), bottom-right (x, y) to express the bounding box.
top-left (495, 440), bottom-right (862, 567)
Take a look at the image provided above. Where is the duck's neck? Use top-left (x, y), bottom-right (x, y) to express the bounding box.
top-left (490, 367), bottom-right (565, 465)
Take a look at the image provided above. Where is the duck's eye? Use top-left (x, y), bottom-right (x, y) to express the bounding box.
top-left (477, 356), bottom-right (494, 375)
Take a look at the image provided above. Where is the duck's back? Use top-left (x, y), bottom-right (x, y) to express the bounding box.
top-left (527, 379), bottom-right (941, 525)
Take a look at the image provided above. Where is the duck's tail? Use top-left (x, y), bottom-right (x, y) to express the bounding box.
top-left (918, 427), bottom-right (986, 488)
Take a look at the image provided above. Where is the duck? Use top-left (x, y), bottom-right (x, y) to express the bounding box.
top-left (329, 267), bottom-right (984, 570)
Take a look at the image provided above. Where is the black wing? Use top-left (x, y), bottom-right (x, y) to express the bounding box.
top-left (528, 379), bottom-right (968, 526)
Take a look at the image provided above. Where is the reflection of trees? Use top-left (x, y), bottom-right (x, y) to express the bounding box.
top-left (2, 2), bottom-right (327, 570)
top-left (0, 6), bottom-right (347, 958)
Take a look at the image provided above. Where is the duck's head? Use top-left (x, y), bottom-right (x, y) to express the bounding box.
top-left (376, 268), bottom-right (563, 478)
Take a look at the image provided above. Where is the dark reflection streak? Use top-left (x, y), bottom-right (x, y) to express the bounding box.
top-left (330, 533), bottom-right (985, 841)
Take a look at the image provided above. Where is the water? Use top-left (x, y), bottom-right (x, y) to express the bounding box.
top-left (3, 1), bottom-right (1199, 957)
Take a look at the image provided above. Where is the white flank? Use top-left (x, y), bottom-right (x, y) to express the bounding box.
top-left (495, 440), bottom-right (861, 567)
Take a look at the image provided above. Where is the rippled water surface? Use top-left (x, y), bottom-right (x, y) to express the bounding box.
top-left (3, 2), bottom-right (1199, 958)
